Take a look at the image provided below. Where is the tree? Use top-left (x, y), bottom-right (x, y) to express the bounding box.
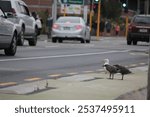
top-left (101, 0), bottom-right (122, 19)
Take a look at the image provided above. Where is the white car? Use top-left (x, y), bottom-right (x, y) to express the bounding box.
top-left (52, 16), bottom-right (91, 43)
top-left (0, 0), bottom-right (38, 46)
top-left (0, 7), bottom-right (18, 56)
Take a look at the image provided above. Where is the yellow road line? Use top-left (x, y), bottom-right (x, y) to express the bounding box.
top-left (130, 64), bottom-right (137, 67)
top-left (48, 74), bottom-right (62, 77)
top-left (96, 69), bottom-right (104, 72)
top-left (24, 77), bottom-right (42, 82)
top-left (0, 82), bottom-right (17, 86)
top-left (139, 63), bottom-right (146, 65)
top-left (82, 71), bottom-right (94, 73)
top-left (130, 53), bottom-right (136, 55)
top-left (66, 72), bottom-right (78, 75)
top-left (125, 65), bottom-right (129, 68)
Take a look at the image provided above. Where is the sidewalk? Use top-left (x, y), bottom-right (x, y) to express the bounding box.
top-left (0, 66), bottom-right (147, 100)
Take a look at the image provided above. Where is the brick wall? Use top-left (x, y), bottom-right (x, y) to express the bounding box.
top-left (23, 0), bottom-right (52, 12)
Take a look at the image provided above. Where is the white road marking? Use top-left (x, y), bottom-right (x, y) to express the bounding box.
top-left (0, 50), bottom-right (129, 62)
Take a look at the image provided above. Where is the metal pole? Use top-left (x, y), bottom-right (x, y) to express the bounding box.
top-left (125, 15), bottom-right (128, 37)
top-left (64, 4), bottom-right (66, 16)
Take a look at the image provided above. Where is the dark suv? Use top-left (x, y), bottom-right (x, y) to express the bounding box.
top-left (127, 15), bottom-right (150, 45)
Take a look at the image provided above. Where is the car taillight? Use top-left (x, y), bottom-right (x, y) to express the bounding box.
top-left (128, 24), bottom-right (136, 31)
top-left (52, 24), bottom-right (59, 29)
top-left (75, 25), bottom-right (82, 30)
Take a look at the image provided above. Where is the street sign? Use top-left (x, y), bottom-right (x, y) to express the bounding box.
top-left (61, 0), bottom-right (83, 5)
top-left (61, 4), bottom-right (82, 14)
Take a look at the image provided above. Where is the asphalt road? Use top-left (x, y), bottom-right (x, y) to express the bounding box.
top-left (0, 36), bottom-right (148, 88)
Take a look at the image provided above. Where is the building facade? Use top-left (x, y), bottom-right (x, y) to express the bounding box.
top-left (23, 0), bottom-right (52, 13)
top-left (23, 0), bottom-right (149, 14)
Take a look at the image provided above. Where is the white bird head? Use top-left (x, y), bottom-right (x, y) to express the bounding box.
top-left (103, 58), bottom-right (109, 65)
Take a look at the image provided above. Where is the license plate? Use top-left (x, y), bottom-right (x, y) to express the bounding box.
top-left (63, 27), bottom-right (70, 30)
top-left (139, 29), bottom-right (147, 33)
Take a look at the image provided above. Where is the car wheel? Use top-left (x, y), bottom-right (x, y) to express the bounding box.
top-left (127, 35), bottom-right (132, 45)
top-left (133, 40), bottom-right (137, 45)
top-left (18, 28), bottom-right (25, 46)
top-left (127, 40), bottom-right (132, 45)
top-left (28, 27), bottom-right (38, 46)
top-left (86, 40), bottom-right (90, 43)
top-left (4, 32), bottom-right (17, 56)
top-left (58, 39), bottom-right (63, 43)
top-left (52, 38), bottom-right (57, 43)
top-left (81, 39), bottom-right (85, 43)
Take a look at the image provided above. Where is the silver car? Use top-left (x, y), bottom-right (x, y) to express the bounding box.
top-left (0, 7), bottom-right (18, 56)
top-left (52, 16), bottom-right (91, 43)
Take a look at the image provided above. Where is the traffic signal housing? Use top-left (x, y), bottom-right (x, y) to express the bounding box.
top-left (93, 3), bottom-right (98, 13)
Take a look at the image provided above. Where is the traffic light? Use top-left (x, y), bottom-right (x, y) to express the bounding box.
top-left (120, 0), bottom-right (128, 13)
top-left (93, 0), bottom-right (100, 4)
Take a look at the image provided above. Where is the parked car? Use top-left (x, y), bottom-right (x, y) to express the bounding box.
top-left (0, 7), bottom-right (18, 56)
top-left (127, 15), bottom-right (150, 45)
top-left (52, 16), bottom-right (91, 43)
top-left (0, 0), bottom-right (38, 46)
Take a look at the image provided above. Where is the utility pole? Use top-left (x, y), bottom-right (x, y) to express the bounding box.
top-left (96, 0), bottom-right (101, 38)
top-left (137, 0), bottom-right (140, 14)
top-left (52, 0), bottom-right (57, 23)
top-left (145, 0), bottom-right (149, 14)
top-left (83, 2), bottom-right (88, 24)
top-left (89, 0), bottom-right (93, 32)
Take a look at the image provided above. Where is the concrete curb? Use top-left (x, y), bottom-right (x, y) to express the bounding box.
top-left (0, 66), bottom-right (147, 100)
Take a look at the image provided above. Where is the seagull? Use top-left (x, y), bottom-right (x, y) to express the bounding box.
top-left (104, 64), bottom-right (118, 79)
top-left (113, 64), bottom-right (132, 80)
top-left (103, 59), bottom-right (110, 74)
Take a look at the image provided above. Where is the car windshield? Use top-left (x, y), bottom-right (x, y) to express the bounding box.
top-left (0, 1), bottom-right (12, 12)
top-left (56, 17), bottom-right (80, 23)
top-left (134, 16), bottom-right (150, 24)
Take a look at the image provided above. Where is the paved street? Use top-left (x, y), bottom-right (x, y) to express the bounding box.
top-left (0, 36), bottom-right (148, 99)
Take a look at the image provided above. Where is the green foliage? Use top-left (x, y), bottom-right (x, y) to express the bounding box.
top-left (101, 0), bottom-right (122, 19)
